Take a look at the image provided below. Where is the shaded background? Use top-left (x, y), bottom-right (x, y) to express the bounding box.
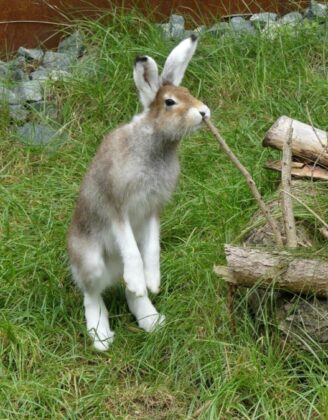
top-left (0, 0), bottom-right (312, 53)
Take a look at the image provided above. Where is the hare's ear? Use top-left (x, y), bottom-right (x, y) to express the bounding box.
top-left (161, 35), bottom-right (198, 86)
top-left (133, 56), bottom-right (159, 108)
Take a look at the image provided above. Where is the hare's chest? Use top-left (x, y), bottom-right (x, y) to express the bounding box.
top-left (127, 156), bottom-right (180, 216)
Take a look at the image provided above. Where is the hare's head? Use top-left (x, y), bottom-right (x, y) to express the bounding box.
top-left (133, 35), bottom-right (210, 139)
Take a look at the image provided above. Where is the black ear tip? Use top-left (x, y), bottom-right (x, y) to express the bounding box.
top-left (135, 56), bottom-right (148, 65)
top-left (190, 34), bottom-right (198, 42)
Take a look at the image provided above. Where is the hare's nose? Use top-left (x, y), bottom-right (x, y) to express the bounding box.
top-left (199, 105), bottom-right (210, 119)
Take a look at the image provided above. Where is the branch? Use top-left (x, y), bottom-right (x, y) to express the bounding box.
top-left (205, 118), bottom-right (283, 246)
top-left (281, 121), bottom-right (297, 247)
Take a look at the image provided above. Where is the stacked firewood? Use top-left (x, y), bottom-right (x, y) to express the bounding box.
top-left (206, 116), bottom-right (328, 346)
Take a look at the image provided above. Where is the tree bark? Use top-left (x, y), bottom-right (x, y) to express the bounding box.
top-left (265, 160), bottom-right (328, 181)
top-left (263, 116), bottom-right (328, 166)
top-left (218, 245), bottom-right (328, 297)
top-left (281, 122), bottom-right (297, 247)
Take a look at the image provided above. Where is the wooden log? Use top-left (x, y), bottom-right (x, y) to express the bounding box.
top-left (221, 245), bottom-right (328, 297)
top-left (263, 116), bottom-right (328, 167)
top-left (266, 160), bottom-right (328, 181)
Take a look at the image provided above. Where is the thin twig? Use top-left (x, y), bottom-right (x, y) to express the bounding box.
top-left (283, 190), bottom-right (328, 230)
top-left (227, 283), bottom-right (237, 335)
top-left (205, 118), bottom-right (283, 246)
top-left (281, 121), bottom-right (297, 247)
top-left (0, 20), bottom-right (71, 26)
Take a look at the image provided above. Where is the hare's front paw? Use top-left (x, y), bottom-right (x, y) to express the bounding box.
top-left (145, 267), bottom-right (160, 294)
top-left (124, 268), bottom-right (147, 297)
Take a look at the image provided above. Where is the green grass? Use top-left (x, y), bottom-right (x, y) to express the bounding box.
top-left (1, 11), bottom-right (328, 418)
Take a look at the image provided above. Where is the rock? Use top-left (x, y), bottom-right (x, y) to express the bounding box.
top-left (207, 22), bottom-right (231, 36)
top-left (14, 80), bottom-right (43, 102)
top-left (30, 67), bottom-right (50, 81)
top-left (280, 11), bottom-right (303, 25)
top-left (262, 21), bottom-right (297, 40)
top-left (8, 104), bottom-right (29, 122)
top-left (7, 56), bottom-right (26, 70)
top-left (156, 23), bottom-right (171, 39)
top-left (170, 14), bottom-right (185, 38)
top-left (250, 12), bottom-right (278, 28)
top-left (159, 23), bottom-right (171, 39)
top-left (230, 16), bottom-right (256, 34)
top-left (310, 1), bottom-right (328, 19)
top-left (43, 51), bottom-right (75, 72)
top-left (18, 47), bottom-right (44, 61)
top-left (28, 101), bottom-right (59, 120)
top-left (159, 14), bottom-right (185, 39)
top-left (12, 68), bottom-right (29, 81)
top-left (0, 84), bottom-right (19, 104)
top-left (48, 69), bottom-right (71, 81)
top-left (58, 31), bottom-right (85, 57)
top-left (16, 123), bottom-right (65, 146)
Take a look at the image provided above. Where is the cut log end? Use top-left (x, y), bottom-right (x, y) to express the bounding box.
top-left (263, 116), bottom-right (328, 167)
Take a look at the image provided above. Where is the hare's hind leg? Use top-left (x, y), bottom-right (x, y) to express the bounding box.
top-left (71, 242), bottom-right (115, 351)
top-left (83, 292), bottom-right (114, 351)
top-left (140, 214), bottom-right (161, 294)
top-left (125, 289), bottom-right (165, 332)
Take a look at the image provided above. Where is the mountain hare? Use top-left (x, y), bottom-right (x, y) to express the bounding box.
top-left (68, 35), bottom-right (210, 350)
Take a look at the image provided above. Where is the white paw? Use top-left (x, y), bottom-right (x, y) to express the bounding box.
top-left (145, 268), bottom-right (160, 294)
top-left (138, 313), bottom-right (165, 333)
top-left (126, 279), bottom-right (147, 297)
top-left (89, 329), bottom-right (115, 352)
top-left (124, 268), bottom-right (147, 296)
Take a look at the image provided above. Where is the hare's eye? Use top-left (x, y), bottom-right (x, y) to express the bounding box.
top-left (165, 99), bottom-right (176, 107)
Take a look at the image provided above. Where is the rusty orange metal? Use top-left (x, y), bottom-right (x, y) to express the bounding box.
top-left (0, 0), bottom-right (310, 54)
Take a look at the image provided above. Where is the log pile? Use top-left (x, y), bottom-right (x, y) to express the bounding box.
top-left (206, 116), bottom-right (328, 347)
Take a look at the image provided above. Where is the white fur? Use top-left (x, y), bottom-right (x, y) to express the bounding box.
top-left (133, 56), bottom-right (159, 108)
top-left (161, 36), bottom-right (198, 86)
top-left (140, 215), bottom-right (161, 294)
top-left (84, 293), bottom-right (115, 351)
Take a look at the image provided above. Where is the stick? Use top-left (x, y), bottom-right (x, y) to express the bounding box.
top-left (281, 122), bottom-right (297, 247)
top-left (205, 118), bottom-right (283, 246)
top-left (227, 283), bottom-right (237, 335)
